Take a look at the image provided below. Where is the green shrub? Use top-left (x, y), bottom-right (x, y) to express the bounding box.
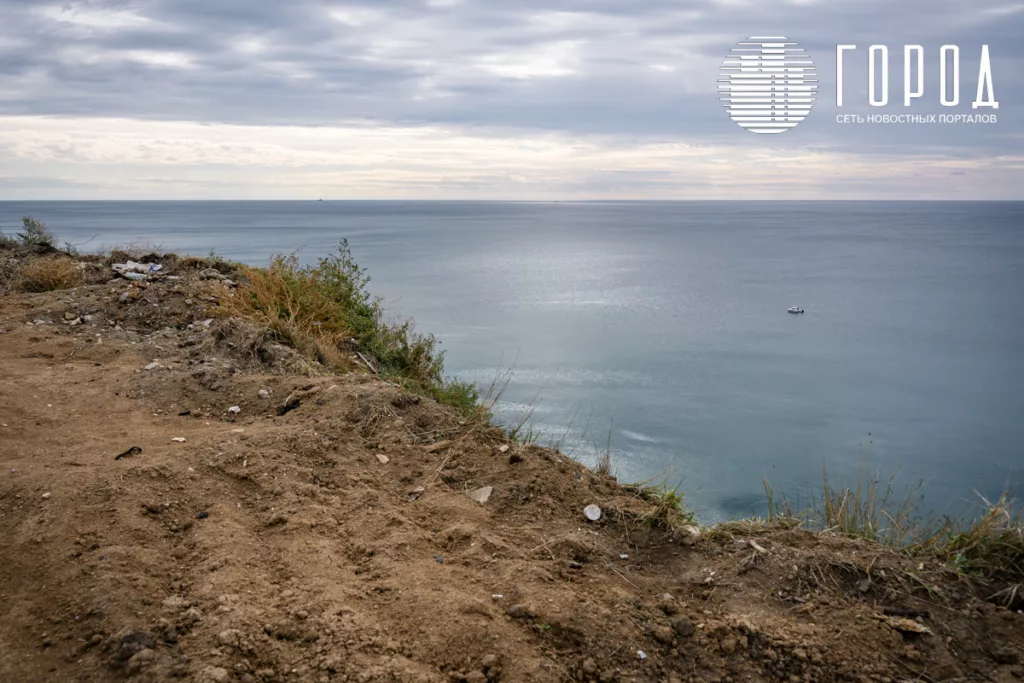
top-left (17, 216), bottom-right (56, 247)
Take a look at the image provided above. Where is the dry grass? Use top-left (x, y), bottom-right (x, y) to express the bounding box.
top-left (222, 243), bottom-right (480, 416)
top-left (765, 465), bottom-right (1024, 586)
top-left (13, 257), bottom-right (85, 293)
top-left (222, 253), bottom-right (355, 370)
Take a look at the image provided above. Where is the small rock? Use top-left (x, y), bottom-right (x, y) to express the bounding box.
top-left (171, 437), bottom-right (186, 443)
top-left (82, 315), bottom-right (95, 323)
top-left (672, 615), bottom-right (695, 637)
top-left (64, 311), bottom-right (77, 321)
top-left (636, 650), bottom-right (647, 660)
top-left (498, 444), bottom-right (509, 453)
top-left (719, 636), bottom-right (737, 655)
top-left (200, 666), bottom-right (231, 683)
top-left (114, 631), bottom-right (157, 663)
top-left (41, 492), bottom-right (52, 500)
top-left (481, 654), bottom-right (499, 670)
top-left (465, 486), bottom-right (493, 505)
top-left (228, 406), bottom-right (241, 415)
top-left (568, 561), bottom-right (583, 570)
top-left (375, 453), bottom-right (390, 465)
top-left (217, 629), bottom-right (242, 648)
top-left (195, 511), bottom-right (209, 519)
top-left (581, 658), bottom-right (598, 676)
top-left (652, 625), bottom-right (674, 644)
top-left (144, 362), bottom-right (163, 371)
top-left (506, 604), bottom-right (534, 619)
top-left (257, 389), bottom-right (270, 400)
top-left (679, 525), bottom-right (701, 546)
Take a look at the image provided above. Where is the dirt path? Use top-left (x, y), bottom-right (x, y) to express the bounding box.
top-left (1, 273), bottom-right (1022, 683)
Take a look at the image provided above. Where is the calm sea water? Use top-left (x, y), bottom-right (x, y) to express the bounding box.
top-left (2, 201), bottom-right (1022, 521)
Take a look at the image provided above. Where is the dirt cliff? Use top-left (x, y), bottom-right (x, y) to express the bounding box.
top-left (1, 249), bottom-right (1022, 683)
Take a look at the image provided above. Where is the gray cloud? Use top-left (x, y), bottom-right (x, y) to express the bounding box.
top-left (0, 0), bottom-right (1021, 197)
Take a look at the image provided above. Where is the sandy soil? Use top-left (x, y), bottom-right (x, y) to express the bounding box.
top-left (1, 254), bottom-right (1022, 683)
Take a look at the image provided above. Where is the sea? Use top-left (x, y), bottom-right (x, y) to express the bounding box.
top-left (1, 200), bottom-right (1021, 522)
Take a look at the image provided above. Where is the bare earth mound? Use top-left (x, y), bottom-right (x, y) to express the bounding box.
top-left (1, 255), bottom-right (1022, 683)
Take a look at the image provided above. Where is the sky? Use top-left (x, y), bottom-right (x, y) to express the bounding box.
top-left (0, 0), bottom-right (1022, 199)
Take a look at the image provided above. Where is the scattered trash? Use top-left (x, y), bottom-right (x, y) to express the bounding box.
top-left (619, 554), bottom-right (629, 560)
top-left (498, 444), bottom-right (510, 453)
top-left (433, 555), bottom-right (445, 565)
top-left (41, 492), bottom-right (52, 500)
top-left (198, 268), bottom-right (227, 281)
top-left (144, 362), bottom-right (163, 371)
top-left (465, 486), bottom-right (493, 505)
top-left (748, 539), bottom-right (768, 554)
top-left (583, 504), bottom-right (602, 522)
top-left (568, 561), bottom-right (583, 570)
top-left (375, 453), bottom-right (390, 465)
top-left (113, 261), bottom-right (163, 276)
top-left (195, 511), bottom-right (209, 520)
top-left (201, 319), bottom-right (214, 328)
top-left (227, 406), bottom-right (241, 415)
top-left (637, 650), bottom-right (647, 660)
top-left (171, 437), bottom-right (186, 443)
top-left (491, 594), bottom-right (503, 599)
top-left (121, 272), bottom-right (147, 281)
top-left (114, 446), bottom-right (143, 461)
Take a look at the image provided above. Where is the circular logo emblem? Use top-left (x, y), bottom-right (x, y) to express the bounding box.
top-left (719, 37), bottom-right (818, 134)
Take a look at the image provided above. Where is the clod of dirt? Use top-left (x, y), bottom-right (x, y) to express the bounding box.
top-left (671, 615), bottom-right (695, 637)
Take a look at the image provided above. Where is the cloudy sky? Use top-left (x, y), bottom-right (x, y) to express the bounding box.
top-left (0, 0), bottom-right (1022, 199)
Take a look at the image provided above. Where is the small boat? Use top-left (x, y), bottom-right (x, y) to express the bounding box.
top-left (787, 306), bottom-right (805, 314)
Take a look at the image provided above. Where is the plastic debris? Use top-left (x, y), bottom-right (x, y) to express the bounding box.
top-left (584, 504), bottom-right (602, 522)
top-left (171, 437), bottom-right (186, 443)
top-left (637, 650), bottom-right (647, 660)
top-left (144, 362), bottom-right (162, 371)
top-left (228, 406), bottom-right (241, 414)
top-left (41, 492), bottom-right (52, 500)
top-left (619, 554), bottom-right (629, 560)
top-left (112, 261), bottom-right (162, 279)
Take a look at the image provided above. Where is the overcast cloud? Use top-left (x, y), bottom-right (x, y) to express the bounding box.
top-left (0, 0), bottom-right (1021, 198)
